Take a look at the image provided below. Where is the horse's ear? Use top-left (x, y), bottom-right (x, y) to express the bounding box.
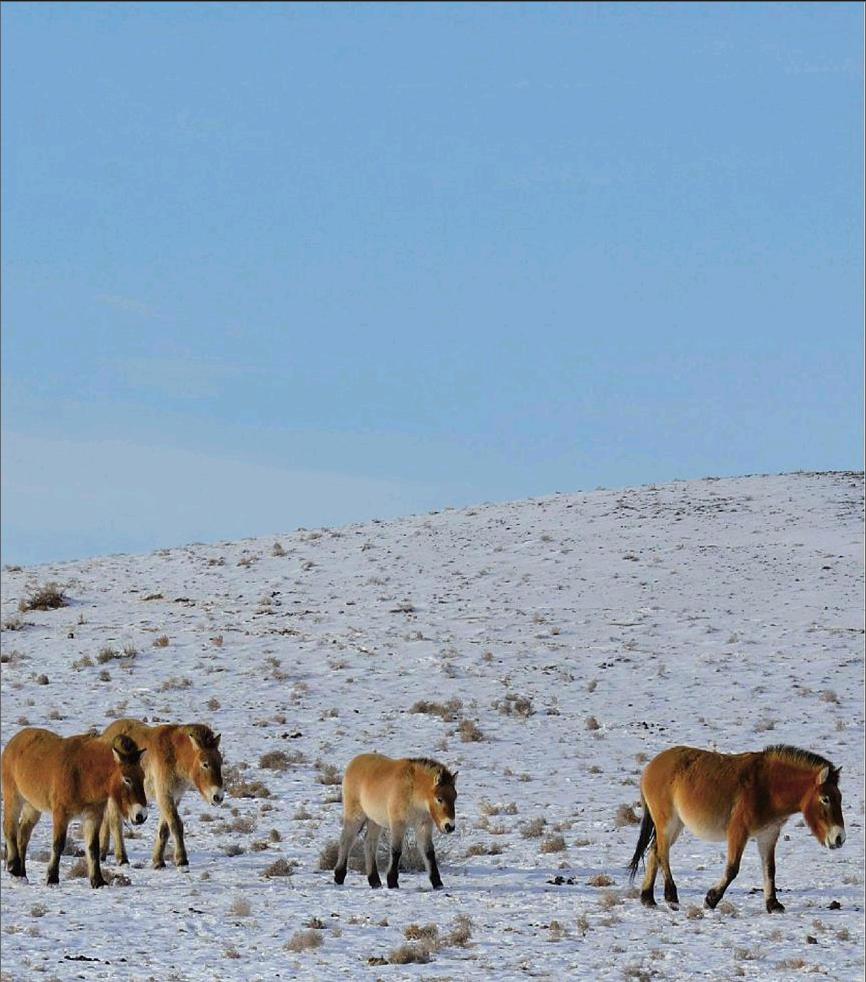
top-left (452, 770), bottom-right (458, 783)
top-left (214, 733), bottom-right (221, 748)
top-left (134, 747), bottom-right (146, 764)
top-left (816, 766), bottom-right (830, 786)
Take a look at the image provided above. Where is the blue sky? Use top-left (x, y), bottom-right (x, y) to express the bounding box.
top-left (2, 3), bottom-right (863, 565)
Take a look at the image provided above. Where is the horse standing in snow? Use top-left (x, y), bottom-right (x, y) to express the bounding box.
top-left (333, 754), bottom-right (458, 890)
top-left (100, 719), bottom-right (224, 868)
top-left (628, 744), bottom-right (846, 913)
top-left (2, 728), bottom-right (147, 888)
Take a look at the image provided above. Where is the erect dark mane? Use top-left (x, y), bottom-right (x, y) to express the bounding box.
top-left (764, 744), bottom-right (838, 780)
top-left (409, 757), bottom-right (455, 786)
top-left (185, 724), bottom-right (219, 749)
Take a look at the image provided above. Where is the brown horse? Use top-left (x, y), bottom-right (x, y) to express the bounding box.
top-left (334, 754), bottom-right (457, 890)
top-left (628, 744), bottom-right (846, 913)
top-left (100, 719), bottom-right (223, 868)
top-left (2, 727), bottom-right (147, 888)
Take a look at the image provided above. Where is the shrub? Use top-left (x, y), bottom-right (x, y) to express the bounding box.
top-left (520, 817), bottom-right (547, 839)
top-left (387, 943), bottom-right (432, 965)
top-left (458, 719), bottom-right (484, 742)
top-left (411, 698), bottom-right (463, 722)
top-left (541, 834), bottom-right (567, 854)
top-left (19, 583), bottom-right (68, 612)
top-left (316, 763), bottom-right (342, 786)
top-left (446, 914), bottom-right (472, 947)
top-left (615, 804), bottom-right (641, 827)
top-left (285, 930), bottom-right (324, 954)
top-left (229, 897), bottom-right (252, 917)
top-left (496, 693), bottom-right (535, 718)
top-left (404, 924), bottom-right (439, 942)
top-left (263, 857), bottom-right (297, 878)
top-left (153, 634), bottom-right (170, 648)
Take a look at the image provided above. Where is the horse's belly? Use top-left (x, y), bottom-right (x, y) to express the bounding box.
top-left (358, 791), bottom-right (390, 828)
top-left (676, 802), bottom-right (730, 843)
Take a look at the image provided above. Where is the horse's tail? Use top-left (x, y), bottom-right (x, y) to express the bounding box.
top-left (627, 797), bottom-right (655, 883)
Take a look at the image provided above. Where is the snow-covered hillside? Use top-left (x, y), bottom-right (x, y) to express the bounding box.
top-left (1, 471), bottom-right (863, 981)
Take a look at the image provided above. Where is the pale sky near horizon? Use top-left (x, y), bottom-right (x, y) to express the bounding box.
top-left (2, 2), bottom-right (863, 566)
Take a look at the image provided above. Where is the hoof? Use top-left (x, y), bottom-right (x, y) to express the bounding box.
top-left (334, 868), bottom-right (346, 885)
top-left (640, 892), bottom-right (657, 908)
top-left (431, 881), bottom-right (444, 891)
top-left (704, 892), bottom-right (720, 910)
top-left (91, 878), bottom-right (107, 889)
top-left (766, 900), bottom-right (785, 914)
top-left (152, 860), bottom-right (167, 870)
top-left (387, 880), bottom-right (399, 890)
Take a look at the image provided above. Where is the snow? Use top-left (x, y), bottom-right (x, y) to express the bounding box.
top-left (1, 470), bottom-right (863, 981)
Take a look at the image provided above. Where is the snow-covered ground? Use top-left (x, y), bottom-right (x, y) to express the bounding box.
top-left (1, 471), bottom-right (863, 981)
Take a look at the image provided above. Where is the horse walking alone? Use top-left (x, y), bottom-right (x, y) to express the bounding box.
top-left (100, 719), bottom-right (224, 868)
top-left (2, 727), bottom-right (147, 888)
top-left (333, 754), bottom-right (457, 890)
top-left (628, 744), bottom-right (845, 913)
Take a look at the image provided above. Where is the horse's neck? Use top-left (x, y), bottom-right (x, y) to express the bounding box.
top-left (766, 758), bottom-right (817, 814)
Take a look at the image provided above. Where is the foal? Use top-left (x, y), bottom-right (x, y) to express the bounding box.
top-left (628, 744), bottom-right (845, 913)
top-left (334, 754), bottom-right (457, 890)
top-left (101, 719), bottom-right (223, 868)
top-left (2, 728), bottom-right (147, 888)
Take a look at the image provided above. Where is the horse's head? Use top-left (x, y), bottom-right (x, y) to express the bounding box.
top-left (111, 735), bottom-right (148, 826)
top-left (802, 765), bottom-right (845, 850)
top-left (426, 768), bottom-right (458, 834)
top-left (186, 726), bottom-right (225, 806)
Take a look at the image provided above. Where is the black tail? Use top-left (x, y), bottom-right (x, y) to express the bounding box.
top-left (627, 801), bottom-right (656, 883)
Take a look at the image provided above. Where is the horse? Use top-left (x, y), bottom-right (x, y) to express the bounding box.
top-left (100, 719), bottom-right (224, 868)
top-left (1, 727), bottom-right (147, 888)
top-left (628, 744), bottom-right (846, 913)
top-left (333, 754), bottom-right (458, 890)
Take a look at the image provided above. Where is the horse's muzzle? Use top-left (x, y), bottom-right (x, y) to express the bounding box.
top-left (443, 822), bottom-right (455, 834)
top-left (131, 807), bottom-right (148, 825)
top-left (211, 789), bottom-right (225, 805)
top-left (828, 829), bottom-right (846, 849)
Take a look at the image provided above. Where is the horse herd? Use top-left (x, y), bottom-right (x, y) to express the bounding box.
top-left (1, 719), bottom-right (847, 914)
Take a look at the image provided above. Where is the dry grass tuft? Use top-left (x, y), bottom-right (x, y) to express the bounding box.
top-left (404, 923), bottom-right (439, 942)
top-left (585, 715), bottom-right (600, 731)
top-left (152, 634), bottom-right (170, 648)
top-left (263, 857), bottom-right (297, 878)
top-left (587, 873), bottom-right (614, 887)
top-left (496, 693), bottom-right (535, 718)
top-left (229, 897), bottom-right (252, 917)
top-left (540, 834), bottom-right (567, 854)
top-left (458, 719), bottom-right (484, 742)
top-left (387, 943), bottom-right (433, 965)
top-left (520, 817), bottom-right (547, 839)
top-left (19, 583), bottom-right (68, 612)
top-left (318, 840), bottom-right (339, 870)
top-left (615, 803), bottom-right (641, 827)
top-left (285, 930), bottom-right (324, 954)
top-left (260, 750), bottom-right (305, 771)
top-left (316, 762), bottom-right (342, 786)
top-left (411, 698), bottom-right (463, 722)
top-left (447, 914), bottom-right (473, 947)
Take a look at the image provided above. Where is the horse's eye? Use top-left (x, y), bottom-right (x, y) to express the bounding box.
top-left (820, 795), bottom-right (830, 806)
top-left (437, 797), bottom-right (443, 805)
top-left (122, 777), bottom-right (133, 789)
top-left (202, 762), bottom-right (210, 770)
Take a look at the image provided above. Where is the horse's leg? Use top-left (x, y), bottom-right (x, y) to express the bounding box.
top-left (756, 825), bottom-right (784, 913)
top-left (640, 846), bottom-right (659, 907)
top-left (46, 810), bottom-right (70, 885)
top-left (705, 821), bottom-right (748, 909)
top-left (659, 819), bottom-right (683, 907)
top-left (161, 795), bottom-right (189, 867)
top-left (110, 798), bottom-right (129, 865)
top-left (15, 804), bottom-right (41, 880)
top-left (386, 820), bottom-right (406, 889)
top-left (99, 804), bottom-right (111, 862)
top-left (416, 821), bottom-right (443, 890)
top-left (3, 785), bottom-right (24, 877)
top-left (334, 814), bottom-right (365, 885)
top-left (364, 822), bottom-right (382, 889)
top-left (83, 810), bottom-right (107, 888)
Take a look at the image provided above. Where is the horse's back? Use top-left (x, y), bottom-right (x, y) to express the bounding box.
top-left (643, 745), bottom-right (760, 841)
top-left (1, 728), bottom-right (68, 811)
